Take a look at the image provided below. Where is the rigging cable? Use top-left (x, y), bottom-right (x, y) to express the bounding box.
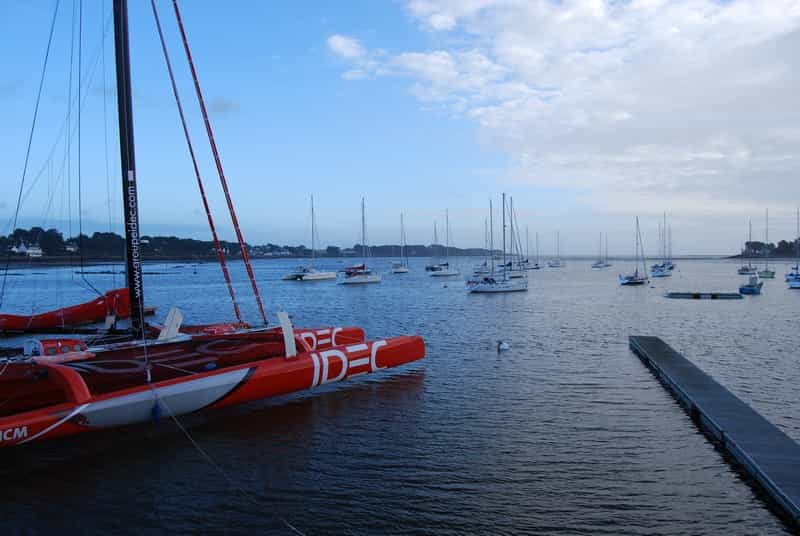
top-left (0, 0), bottom-right (61, 310)
top-left (149, 0), bottom-right (243, 324)
top-left (171, 0), bottom-right (268, 326)
top-left (76, 0), bottom-right (103, 297)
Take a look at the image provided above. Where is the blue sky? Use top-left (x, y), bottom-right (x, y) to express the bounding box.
top-left (2, 1), bottom-right (799, 255)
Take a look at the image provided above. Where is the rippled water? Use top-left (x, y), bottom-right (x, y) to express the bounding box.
top-left (2, 257), bottom-right (798, 534)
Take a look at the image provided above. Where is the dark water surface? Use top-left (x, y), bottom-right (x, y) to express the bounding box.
top-left (2, 258), bottom-right (798, 534)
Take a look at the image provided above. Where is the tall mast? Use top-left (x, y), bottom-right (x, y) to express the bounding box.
top-left (113, 0), bottom-right (144, 337)
top-left (445, 209), bottom-right (450, 261)
top-left (526, 226), bottom-right (530, 261)
top-left (765, 208), bottom-right (770, 268)
top-left (536, 232), bottom-right (540, 265)
top-left (502, 193), bottom-right (507, 278)
top-left (489, 199), bottom-right (494, 273)
top-left (748, 220), bottom-right (753, 268)
top-left (361, 197), bottom-right (366, 262)
top-left (310, 195), bottom-right (315, 265)
top-left (509, 197), bottom-right (514, 263)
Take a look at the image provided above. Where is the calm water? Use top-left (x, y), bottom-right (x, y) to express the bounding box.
top-left (2, 257), bottom-right (798, 534)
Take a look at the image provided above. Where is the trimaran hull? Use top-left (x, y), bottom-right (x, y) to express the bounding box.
top-left (0, 327), bottom-right (424, 447)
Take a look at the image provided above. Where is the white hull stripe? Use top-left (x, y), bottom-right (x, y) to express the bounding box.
top-left (19, 403), bottom-right (89, 444)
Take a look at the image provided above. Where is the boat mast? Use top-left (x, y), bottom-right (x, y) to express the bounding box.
top-left (748, 220), bottom-right (753, 269)
top-left (765, 208), bottom-right (770, 269)
top-left (526, 226), bottom-right (530, 262)
top-left (509, 197), bottom-right (514, 265)
top-left (113, 0), bottom-right (144, 338)
top-left (361, 197), bottom-right (366, 263)
top-left (502, 193), bottom-right (507, 279)
top-left (445, 209), bottom-right (450, 262)
top-left (489, 199), bottom-right (494, 273)
top-left (310, 195), bottom-right (315, 267)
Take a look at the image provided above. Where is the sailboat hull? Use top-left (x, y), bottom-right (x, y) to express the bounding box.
top-left (0, 329), bottom-right (423, 447)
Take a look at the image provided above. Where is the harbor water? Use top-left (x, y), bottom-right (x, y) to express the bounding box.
top-left (1, 257), bottom-right (798, 534)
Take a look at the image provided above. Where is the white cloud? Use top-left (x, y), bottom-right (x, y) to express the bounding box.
top-left (328, 0), bottom-right (800, 224)
top-left (327, 34), bottom-right (366, 60)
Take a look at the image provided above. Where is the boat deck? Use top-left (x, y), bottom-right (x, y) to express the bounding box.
top-left (629, 335), bottom-right (800, 527)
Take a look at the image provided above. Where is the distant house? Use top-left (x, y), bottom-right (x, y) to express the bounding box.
top-left (26, 245), bottom-right (43, 257)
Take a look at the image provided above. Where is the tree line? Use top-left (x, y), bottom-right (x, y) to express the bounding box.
top-left (0, 227), bottom-right (495, 259)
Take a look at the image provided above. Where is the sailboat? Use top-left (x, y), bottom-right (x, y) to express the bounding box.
top-left (548, 231), bottom-right (564, 268)
top-left (651, 214), bottom-right (672, 278)
top-left (473, 219), bottom-right (492, 276)
top-left (429, 210), bottom-right (460, 277)
top-left (758, 209), bottom-right (775, 279)
top-left (787, 208), bottom-right (800, 288)
top-left (619, 217), bottom-right (648, 286)
top-left (340, 198), bottom-right (382, 284)
top-left (500, 198), bottom-right (525, 278)
top-left (0, 0), bottom-right (422, 447)
top-left (531, 231), bottom-right (542, 270)
top-left (467, 194), bottom-right (528, 293)
top-left (738, 221), bottom-right (757, 275)
top-left (391, 213), bottom-right (410, 274)
top-left (283, 195), bottom-right (336, 281)
top-left (591, 232), bottom-right (611, 269)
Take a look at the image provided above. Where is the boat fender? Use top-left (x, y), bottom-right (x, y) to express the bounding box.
top-left (151, 401), bottom-right (162, 423)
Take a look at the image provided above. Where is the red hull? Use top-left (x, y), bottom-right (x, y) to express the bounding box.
top-left (0, 325), bottom-right (424, 447)
top-left (0, 289), bottom-right (142, 333)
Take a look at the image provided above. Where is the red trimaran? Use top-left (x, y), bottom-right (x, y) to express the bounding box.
top-left (0, 0), bottom-right (424, 447)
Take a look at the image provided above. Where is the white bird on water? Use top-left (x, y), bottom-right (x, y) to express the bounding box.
top-left (497, 340), bottom-right (509, 352)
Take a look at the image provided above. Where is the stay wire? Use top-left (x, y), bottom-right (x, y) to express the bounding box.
top-left (0, 0), bottom-right (61, 309)
top-left (76, 0), bottom-right (102, 297)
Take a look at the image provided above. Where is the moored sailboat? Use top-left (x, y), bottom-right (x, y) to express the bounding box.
top-left (391, 213), bottom-right (410, 274)
top-left (340, 198), bottom-right (382, 284)
top-left (757, 209), bottom-right (775, 279)
top-left (619, 217), bottom-right (648, 286)
top-left (429, 210), bottom-right (460, 277)
top-left (467, 194), bottom-right (528, 293)
top-left (738, 220), bottom-right (757, 275)
top-left (0, 0), bottom-right (422, 447)
top-left (283, 195), bottom-right (336, 281)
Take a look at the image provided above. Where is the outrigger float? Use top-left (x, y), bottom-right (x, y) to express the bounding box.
top-left (0, 0), bottom-right (424, 447)
top-left (0, 288), bottom-right (155, 335)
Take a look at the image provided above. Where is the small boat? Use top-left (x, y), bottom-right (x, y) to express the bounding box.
top-left (739, 275), bottom-right (763, 295)
top-left (283, 195), bottom-right (336, 281)
top-left (467, 194), bottom-right (528, 294)
top-left (339, 198), bottom-right (382, 285)
top-left (651, 215), bottom-right (671, 277)
top-left (392, 213), bottom-right (410, 273)
top-left (757, 208), bottom-right (775, 279)
top-left (619, 217), bottom-right (649, 286)
top-left (738, 220), bottom-right (757, 275)
top-left (548, 231), bottom-right (564, 268)
top-left (429, 210), bottom-right (460, 277)
top-left (787, 208), bottom-right (800, 287)
top-left (591, 232), bottom-right (611, 269)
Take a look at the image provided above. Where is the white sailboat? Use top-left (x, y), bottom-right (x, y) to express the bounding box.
top-left (339, 197), bottom-right (382, 284)
top-left (758, 208), bottom-right (775, 279)
top-left (467, 194), bottom-right (528, 293)
top-left (651, 214), bottom-right (671, 278)
top-left (619, 216), bottom-right (648, 286)
top-left (392, 213), bottom-right (410, 274)
top-left (548, 231), bottom-right (564, 268)
top-left (738, 220), bottom-right (757, 275)
top-left (787, 208), bottom-right (800, 288)
top-left (430, 209), bottom-right (460, 277)
top-left (591, 232), bottom-right (611, 269)
top-left (283, 195), bottom-right (337, 281)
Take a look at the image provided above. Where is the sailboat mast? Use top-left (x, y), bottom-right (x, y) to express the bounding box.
top-left (748, 220), bottom-right (753, 268)
top-left (361, 197), bottom-right (366, 262)
top-left (502, 193), bottom-right (507, 277)
top-left (445, 209), bottom-right (450, 261)
top-left (765, 208), bottom-right (770, 268)
top-left (489, 199), bottom-right (494, 273)
top-left (113, 0), bottom-right (144, 337)
top-left (310, 195), bottom-right (315, 266)
top-left (536, 232), bottom-right (540, 264)
top-left (526, 226), bottom-right (530, 261)
top-left (509, 197), bottom-right (514, 262)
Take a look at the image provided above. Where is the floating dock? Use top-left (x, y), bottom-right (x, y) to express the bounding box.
top-left (664, 291), bottom-right (742, 300)
top-left (629, 336), bottom-right (800, 526)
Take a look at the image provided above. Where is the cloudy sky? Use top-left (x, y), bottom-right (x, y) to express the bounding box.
top-left (2, 0), bottom-right (799, 255)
